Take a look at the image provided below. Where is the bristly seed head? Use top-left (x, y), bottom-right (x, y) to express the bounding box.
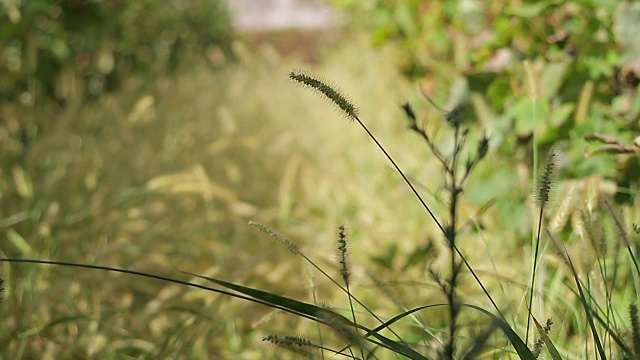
top-left (536, 147), bottom-right (559, 208)
top-left (337, 225), bottom-right (351, 285)
top-left (289, 71), bottom-right (359, 120)
top-left (263, 334), bottom-right (314, 347)
top-left (249, 221), bottom-right (300, 254)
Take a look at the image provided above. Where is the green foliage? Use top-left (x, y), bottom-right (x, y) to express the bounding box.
top-left (0, 0), bottom-right (232, 105)
top-left (332, 0), bottom-right (640, 204)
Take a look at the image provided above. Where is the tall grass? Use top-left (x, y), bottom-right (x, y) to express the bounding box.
top-left (2, 50), bottom-right (640, 358)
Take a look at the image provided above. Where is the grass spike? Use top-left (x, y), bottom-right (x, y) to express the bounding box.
top-left (263, 334), bottom-right (317, 359)
top-left (263, 334), bottom-right (314, 347)
top-left (336, 225), bottom-right (363, 360)
top-left (535, 147), bottom-right (559, 208)
top-left (337, 225), bottom-right (351, 286)
top-left (289, 71), bottom-right (359, 120)
top-left (250, 221), bottom-right (407, 345)
top-left (249, 220), bottom-right (300, 254)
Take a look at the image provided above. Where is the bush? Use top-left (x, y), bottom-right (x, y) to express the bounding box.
top-left (0, 0), bottom-right (232, 105)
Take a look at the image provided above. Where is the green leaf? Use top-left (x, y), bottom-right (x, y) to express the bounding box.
top-left (463, 304), bottom-right (537, 360)
top-left (509, 98), bottom-right (548, 135)
top-left (541, 61), bottom-right (571, 99)
top-left (508, 3), bottom-right (547, 17)
top-left (190, 272), bottom-right (430, 359)
top-left (614, 2), bottom-right (640, 64)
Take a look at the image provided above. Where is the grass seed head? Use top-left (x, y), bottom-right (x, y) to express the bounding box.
top-left (249, 221), bottom-right (300, 254)
top-left (289, 71), bottom-right (359, 120)
top-left (536, 147), bottom-right (559, 209)
top-left (337, 225), bottom-right (351, 285)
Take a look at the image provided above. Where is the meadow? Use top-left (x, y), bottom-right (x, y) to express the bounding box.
top-left (2, 1), bottom-right (640, 359)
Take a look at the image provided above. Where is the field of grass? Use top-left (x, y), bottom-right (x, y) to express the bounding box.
top-left (2, 22), bottom-right (640, 360)
top-left (0, 31), bottom-right (435, 358)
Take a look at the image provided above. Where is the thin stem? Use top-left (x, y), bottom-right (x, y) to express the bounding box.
top-left (410, 126), bottom-right (452, 173)
top-left (444, 127), bottom-right (462, 360)
top-left (353, 115), bottom-right (445, 235)
top-left (526, 206), bottom-right (545, 345)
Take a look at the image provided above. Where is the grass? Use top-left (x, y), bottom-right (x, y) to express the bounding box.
top-left (2, 32), bottom-right (640, 359)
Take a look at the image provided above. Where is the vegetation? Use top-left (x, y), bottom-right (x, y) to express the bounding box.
top-left (1, 0), bottom-right (640, 359)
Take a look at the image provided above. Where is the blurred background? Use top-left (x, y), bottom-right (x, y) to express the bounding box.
top-left (1, 0), bottom-right (639, 358)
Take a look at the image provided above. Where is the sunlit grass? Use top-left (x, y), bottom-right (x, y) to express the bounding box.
top-left (2, 29), bottom-right (639, 359)
top-left (0, 32), bottom-right (448, 358)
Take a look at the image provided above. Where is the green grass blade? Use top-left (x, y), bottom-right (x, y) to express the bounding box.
top-left (366, 304), bottom-right (443, 335)
top-left (185, 271), bottom-right (341, 320)
top-left (463, 304), bottom-right (536, 360)
top-left (189, 272), bottom-right (429, 359)
top-left (565, 277), bottom-right (633, 357)
top-left (546, 229), bottom-right (607, 359)
top-left (567, 259), bottom-right (607, 359)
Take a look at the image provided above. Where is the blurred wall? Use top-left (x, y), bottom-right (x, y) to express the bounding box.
top-left (226, 0), bottom-right (337, 32)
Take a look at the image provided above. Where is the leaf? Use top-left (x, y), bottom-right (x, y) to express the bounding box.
top-left (613, 2), bottom-right (640, 54)
top-left (508, 3), bottom-right (547, 17)
top-left (509, 98), bottom-right (548, 135)
top-left (541, 61), bottom-right (571, 99)
top-left (463, 304), bottom-right (537, 360)
top-left (549, 103), bottom-right (574, 128)
top-left (190, 272), bottom-right (429, 359)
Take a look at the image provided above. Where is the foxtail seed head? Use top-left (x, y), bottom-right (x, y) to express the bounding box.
top-left (337, 225), bottom-right (351, 286)
top-left (289, 71), bottom-right (359, 120)
top-left (536, 147), bottom-right (559, 208)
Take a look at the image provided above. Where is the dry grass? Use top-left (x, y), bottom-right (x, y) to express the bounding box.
top-left (2, 29), bottom-right (639, 359)
top-left (0, 33), bottom-right (446, 358)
